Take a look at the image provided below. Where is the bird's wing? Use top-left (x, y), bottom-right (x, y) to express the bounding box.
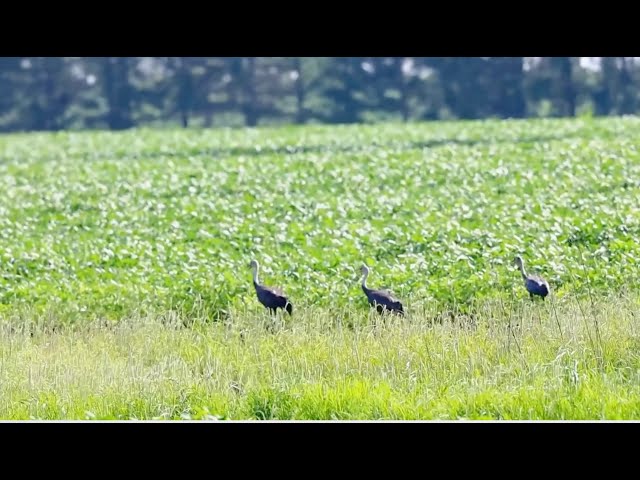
top-left (271, 286), bottom-right (285, 296)
top-left (526, 276), bottom-right (550, 293)
top-left (382, 288), bottom-right (400, 301)
top-left (265, 285), bottom-right (288, 302)
top-left (372, 289), bottom-right (398, 304)
top-left (528, 275), bottom-right (548, 287)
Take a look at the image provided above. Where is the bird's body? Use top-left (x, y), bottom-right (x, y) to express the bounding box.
top-left (514, 256), bottom-right (550, 300)
top-left (249, 259), bottom-right (292, 315)
top-left (360, 264), bottom-right (404, 315)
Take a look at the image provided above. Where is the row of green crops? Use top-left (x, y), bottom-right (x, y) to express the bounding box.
top-left (0, 117), bottom-right (639, 320)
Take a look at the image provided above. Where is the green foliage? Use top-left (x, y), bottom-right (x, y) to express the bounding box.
top-left (0, 117), bottom-right (639, 420)
top-left (0, 118), bottom-right (639, 319)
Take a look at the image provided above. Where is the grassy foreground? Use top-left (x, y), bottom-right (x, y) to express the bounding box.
top-left (2, 295), bottom-right (640, 420)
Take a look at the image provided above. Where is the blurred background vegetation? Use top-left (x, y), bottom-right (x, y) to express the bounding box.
top-left (0, 57), bottom-right (637, 132)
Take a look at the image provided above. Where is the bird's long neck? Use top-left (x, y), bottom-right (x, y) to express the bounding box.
top-left (252, 265), bottom-right (260, 285)
top-left (361, 270), bottom-right (369, 290)
top-left (518, 262), bottom-right (527, 280)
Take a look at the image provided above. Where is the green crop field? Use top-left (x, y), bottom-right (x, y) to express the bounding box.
top-left (1, 116), bottom-right (640, 420)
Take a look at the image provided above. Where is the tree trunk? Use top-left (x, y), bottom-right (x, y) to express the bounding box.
top-left (395, 58), bottom-right (409, 121)
top-left (596, 57), bottom-right (616, 115)
top-left (102, 57), bottom-right (133, 130)
top-left (618, 57), bottom-right (635, 114)
top-left (293, 57), bottom-right (306, 124)
top-left (555, 57), bottom-right (575, 117)
top-left (243, 57), bottom-right (258, 127)
top-left (502, 57), bottom-right (526, 118)
top-left (176, 57), bottom-right (192, 128)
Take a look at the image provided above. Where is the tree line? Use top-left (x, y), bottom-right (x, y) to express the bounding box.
top-left (0, 57), bottom-right (637, 132)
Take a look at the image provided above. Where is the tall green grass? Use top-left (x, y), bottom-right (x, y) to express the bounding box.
top-left (1, 294), bottom-right (639, 420)
top-left (1, 116), bottom-right (640, 419)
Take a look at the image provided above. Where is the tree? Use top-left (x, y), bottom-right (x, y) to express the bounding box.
top-left (486, 57), bottom-right (526, 118)
top-left (321, 57), bottom-right (370, 123)
top-left (424, 57), bottom-right (493, 119)
top-left (101, 57), bottom-right (133, 130)
top-left (550, 57), bottom-right (576, 117)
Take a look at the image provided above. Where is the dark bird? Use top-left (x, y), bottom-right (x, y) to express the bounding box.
top-left (360, 264), bottom-right (404, 315)
top-left (514, 255), bottom-right (550, 300)
top-left (249, 259), bottom-right (293, 315)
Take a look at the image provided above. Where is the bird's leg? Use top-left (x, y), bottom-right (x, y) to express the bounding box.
top-left (262, 308), bottom-right (276, 333)
top-left (529, 292), bottom-right (534, 301)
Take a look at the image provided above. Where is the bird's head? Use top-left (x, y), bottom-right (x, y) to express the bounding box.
top-left (249, 259), bottom-right (259, 270)
top-left (513, 255), bottom-right (524, 268)
top-left (360, 264), bottom-right (370, 276)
